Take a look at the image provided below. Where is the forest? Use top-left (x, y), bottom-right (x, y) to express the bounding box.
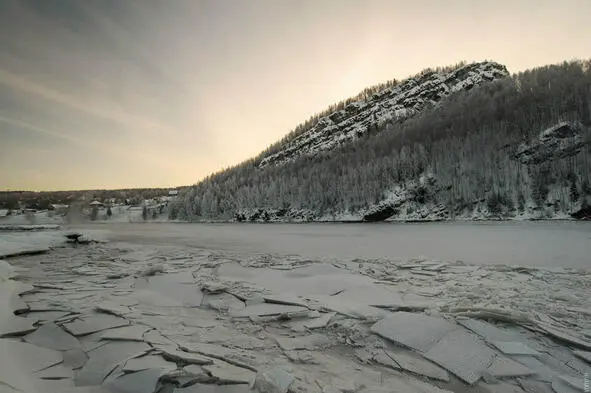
top-left (177, 60), bottom-right (591, 221)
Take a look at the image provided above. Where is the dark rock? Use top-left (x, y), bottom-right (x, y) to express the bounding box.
top-left (66, 233), bottom-right (82, 242)
top-left (571, 205), bottom-right (591, 220)
top-left (363, 206), bottom-right (397, 222)
top-left (514, 121), bottom-right (588, 165)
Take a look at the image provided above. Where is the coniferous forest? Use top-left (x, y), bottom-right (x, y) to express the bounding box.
top-left (176, 60), bottom-right (591, 222)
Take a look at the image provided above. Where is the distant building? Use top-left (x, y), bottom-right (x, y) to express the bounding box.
top-left (168, 190), bottom-right (179, 197)
top-left (89, 201), bottom-right (103, 207)
top-left (49, 204), bottom-right (69, 214)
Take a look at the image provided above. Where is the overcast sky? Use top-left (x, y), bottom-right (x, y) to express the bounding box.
top-left (1, 0), bottom-right (590, 191)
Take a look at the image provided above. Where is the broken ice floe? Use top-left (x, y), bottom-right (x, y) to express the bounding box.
top-left (252, 367), bottom-right (294, 393)
top-left (229, 303), bottom-right (309, 319)
top-left (371, 312), bottom-right (457, 352)
top-left (63, 314), bottom-right (130, 336)
top-left (24, 322), bottom-right (81, 350)
top-left (486, 355), bottom-right (535, 378)
top-left (2, 240), bottom-right (591, 393)
top-left (202, 360), bottom-right (256, 384)
top-left (423, 328), bottom-right (496, 385)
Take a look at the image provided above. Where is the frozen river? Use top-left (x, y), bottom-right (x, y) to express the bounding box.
top-left (71, 221), bottom-right (591, 269)
top-left (3, 221), bottom-right (591, 392)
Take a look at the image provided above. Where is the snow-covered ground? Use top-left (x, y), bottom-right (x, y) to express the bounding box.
top-left (0, 228), bottom-right (590, 393)
top-left (0, 211), bottom-right (65, 226)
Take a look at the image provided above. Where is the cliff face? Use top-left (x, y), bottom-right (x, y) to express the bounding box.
top-left (259, 62), bottom-right (509, 168)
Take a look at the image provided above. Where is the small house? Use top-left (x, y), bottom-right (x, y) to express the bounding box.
top-left (49, 204), bottom-right (69, 214)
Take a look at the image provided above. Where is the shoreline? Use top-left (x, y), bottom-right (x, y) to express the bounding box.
top-left (57, 217), bottom-right (585, 225)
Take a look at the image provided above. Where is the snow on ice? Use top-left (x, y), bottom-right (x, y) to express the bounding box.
top-left (0, 226), bottom-right (590, 392)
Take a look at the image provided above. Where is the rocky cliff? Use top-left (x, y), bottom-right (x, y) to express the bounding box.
top-left (259, 62), bottom-right (509, 167)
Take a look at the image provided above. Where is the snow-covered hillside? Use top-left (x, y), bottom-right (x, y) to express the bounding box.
top-left (179, 60), bottom-right (591, 223)
top-left (259, 61), bottom-right (509, 167)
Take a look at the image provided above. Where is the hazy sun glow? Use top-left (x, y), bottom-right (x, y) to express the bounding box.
top-left (1, 0), bottom-right (590, 191)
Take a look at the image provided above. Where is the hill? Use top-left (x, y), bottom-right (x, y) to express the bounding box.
top-left (178, 60), bottom-right (591, 222)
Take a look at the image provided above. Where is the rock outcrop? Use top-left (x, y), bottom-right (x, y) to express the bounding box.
top-left (514, 121), bottom-right (588, 165)
top-left (259, 62), bottom-right (509, 168)
top-left (363, 174), bottom-right (448, 222)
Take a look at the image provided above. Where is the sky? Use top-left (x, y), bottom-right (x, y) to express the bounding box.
top-left (0, 0), bottom-right (590, 191)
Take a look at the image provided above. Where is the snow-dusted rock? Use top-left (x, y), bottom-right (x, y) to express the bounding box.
top-left (514, 122), bottom-right (588, 165)
top-left (260, 62), bottom-right (508, 168)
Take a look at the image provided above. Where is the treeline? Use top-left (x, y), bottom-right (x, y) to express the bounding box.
top-left (0, 187), bottom-right (185, 210)
top-left (179, 60), bottom-right (591, 220)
